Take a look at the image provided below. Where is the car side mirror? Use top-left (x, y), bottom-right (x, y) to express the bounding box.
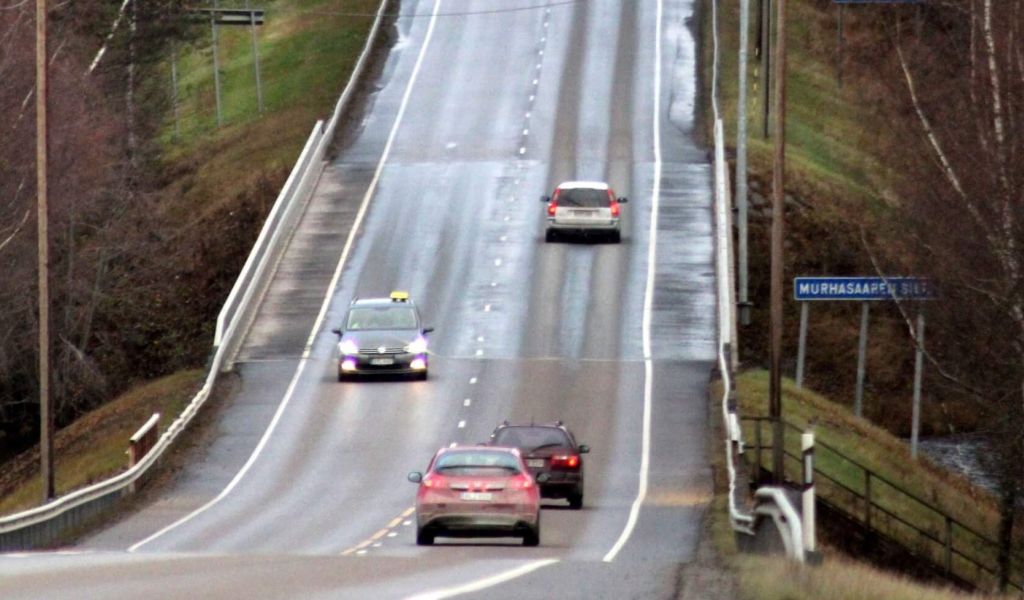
top-left (423, 327), bottom-right (435, 334)
top-left (578, 445), bottom-right (590, 454)
top-left (541, 195), bottom-right (551, 203)
top-left (535, 472), bottom-right (551, 484)
top-left (617, 197), bottom-right (629, 203)
top-left (331, 328), bottom-right (342, 336)
top-left (407, 471), bottom-right (423, 483)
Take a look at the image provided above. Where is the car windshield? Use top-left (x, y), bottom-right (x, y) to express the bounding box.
top-left (558, 188), bottom-right (609, 207)
top-left (433, 450), bottom-right (521, 475)
top-left (346, 306), bottom-right (417, 331)
top-left (492, 427), bottom-right (572, 450)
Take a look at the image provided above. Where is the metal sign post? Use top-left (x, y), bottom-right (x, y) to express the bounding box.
top-left (796, 301), bottom-right (809, 387)
top-left (854, 302), bottom-right (870, 417)
top-left (190, 6), bottom-right (266, 126)
top-left (911, 311), bottom-right (925, 458)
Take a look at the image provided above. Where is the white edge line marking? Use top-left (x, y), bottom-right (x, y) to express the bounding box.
top-left (602, 0), bottom-right (662, 564)
top-left (405, 559), bottom-right (559, 600)
top-left (127, 0), bottom-right (446, 553)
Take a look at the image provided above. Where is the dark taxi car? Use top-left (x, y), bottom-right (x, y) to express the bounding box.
top-left (331, 292), bottom-right (433, 381)
top-left (487, 421), bottom-right (588, 509)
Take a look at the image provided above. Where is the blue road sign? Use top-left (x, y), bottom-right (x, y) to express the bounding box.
top-left (794, 277), bottom-right (935, 301)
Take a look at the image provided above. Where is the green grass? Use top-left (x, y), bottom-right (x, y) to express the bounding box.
top-left (728, 370), bottom-right (1022, 592)
top-left (709, 0), bottom-right (891, 205)
top-left (0, 369), bottom-right (203, 515)
top-left (157, 0), bottom-right (380, 225)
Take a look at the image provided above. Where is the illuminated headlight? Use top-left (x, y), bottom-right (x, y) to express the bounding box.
top-left (405, 336), bottom-right (428, 354)
top-left (341, 359), bottom-right (357, 371)
top-left (410, 357), bottom-right (427, 371)
top-left (338, 339), bottom-right (359, 355)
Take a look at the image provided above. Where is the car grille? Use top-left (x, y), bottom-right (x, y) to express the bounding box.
top-left (359, 345), bottom-right (405, 354)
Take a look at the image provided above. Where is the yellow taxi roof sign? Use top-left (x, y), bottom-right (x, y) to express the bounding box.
top-left (390, 291), bottom-right (410, 302)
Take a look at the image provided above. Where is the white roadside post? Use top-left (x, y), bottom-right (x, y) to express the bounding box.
top-left (801, 430), bottom-right (816, 554)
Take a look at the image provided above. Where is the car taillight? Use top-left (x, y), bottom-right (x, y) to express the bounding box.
top-left (610, 200), bottom-right (620, 217)
top-left (508, 474), bottom-right (534, 490)
top-left (422, 473), bottom-right (448, 488)
top-left (551, 455), bottom-right (580, 469)
top-left (547, 201), bottom-right (557, 216)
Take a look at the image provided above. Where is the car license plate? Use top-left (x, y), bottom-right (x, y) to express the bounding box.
top-left (527, 459), bottom-right (546, 468)
top-left (369, 358), bottom-right (394, 366)
top-left (460, 492), bottom-right (493, 502)
top-left (572, 209), bottom-right (595, 216)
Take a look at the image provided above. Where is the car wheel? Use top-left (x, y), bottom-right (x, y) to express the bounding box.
top-left (545, 229), bottom-right (557, 243)
top-left (522, 525), bottom-right (540, 547)
top-left (568, 491), bottom-right (584, 510)
top-left (419, 370), bottom-right (429, 381)
top-left (337, 369), bottom-right (346, 382)
top-left (609, 230), bottom-right (621, 243)
top-left (416, 528), bottom-right (434, 546)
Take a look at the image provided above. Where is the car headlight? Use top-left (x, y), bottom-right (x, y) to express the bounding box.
top-left (405, 336), bottom-right (428, 354)
top-left (338, 339), bottom-right (359, 355)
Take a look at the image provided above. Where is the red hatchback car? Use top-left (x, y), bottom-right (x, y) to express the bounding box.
top-left (408, 446), bottom-right (546, 546)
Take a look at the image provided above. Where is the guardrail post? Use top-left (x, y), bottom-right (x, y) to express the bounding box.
top-left (801, 431), bottom-right (816, 553)
top-left (864, 470), bottom-right (872, 531)
top-left (945, 515), bottom-right (953, 576)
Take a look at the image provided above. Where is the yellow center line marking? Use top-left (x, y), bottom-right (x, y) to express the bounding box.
top-left (339, 506), bottom-right (417, 556)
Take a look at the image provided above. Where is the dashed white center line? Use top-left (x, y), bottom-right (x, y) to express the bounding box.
top-left (477, 336), bottom-right (485, 342)
top-left (387, 532), bottom-right (397, 538)
top-left (490, 282), bottom-right (497, 287)
top-left (494, 258), bottom-right (502, 267)
top-left (464, 398), bottom-right (472, 407)
top-left (403, 520), bottom-right (412, 526)
top-left (519, 147), bottom-right (526, 155)
top-left (529, 94), bottom-right (535, 101)
top-left (475, 349), bottom-right (484, 356)
top-left (449, 442), bottom-right (457, 447)
top-left (469, 377), bottom-right (477, 384)
top-left (500, 235), bottom-right (507, 242)
top-left (457, 420), bottom-right (466, 429)
top-left (484, 304), bottom-right (492, 312)
top-left (532, 79), bottom-right (538, 85)
top-left (356, 550), bottom-right (368, 556)
top-left (523, 128), bottom-right (529, 135)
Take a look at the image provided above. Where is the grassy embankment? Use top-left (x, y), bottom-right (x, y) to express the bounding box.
top-left (703, 0), bottom-right (1016, 596)
top-left (0, 0), bottom-right (380, 516)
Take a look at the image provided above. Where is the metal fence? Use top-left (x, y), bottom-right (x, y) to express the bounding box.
top-left (744, 415), bottom-right (1024, 592)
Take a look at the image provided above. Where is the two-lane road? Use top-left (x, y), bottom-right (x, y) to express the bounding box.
top-left (0, 0), bottom-right (717, 597)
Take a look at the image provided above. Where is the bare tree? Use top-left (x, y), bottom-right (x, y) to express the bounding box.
top-left (854, 1), bottom-right (1024, 588)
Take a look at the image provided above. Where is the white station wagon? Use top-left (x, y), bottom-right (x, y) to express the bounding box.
top-left (541, 181), bottom-right (628, 243)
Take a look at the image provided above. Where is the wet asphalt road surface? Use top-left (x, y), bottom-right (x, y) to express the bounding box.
top-left (0, 1), bottom-right (719, 598)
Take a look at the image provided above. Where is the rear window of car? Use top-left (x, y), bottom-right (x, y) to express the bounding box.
top-left (433, 450), bottom-right (521, 475)
top-left (557, 188), bottom-right (610, 207)
top-left (346, 306), bottom-right (417, 330)
top-left (492, 427), bottom-right (572, 451)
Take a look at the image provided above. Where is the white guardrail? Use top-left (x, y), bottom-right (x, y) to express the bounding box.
top-left (711, 0), bottom-right (755, 535)
top-left (0, 0), bottom-right (391, 551)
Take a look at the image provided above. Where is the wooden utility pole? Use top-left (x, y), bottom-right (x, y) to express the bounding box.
top-left (759, 0), bottom-right (772, 138)
top-left (769, 0), bottom-right (788, 484)
top-left (36, 0), bottom-right (54, 501)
